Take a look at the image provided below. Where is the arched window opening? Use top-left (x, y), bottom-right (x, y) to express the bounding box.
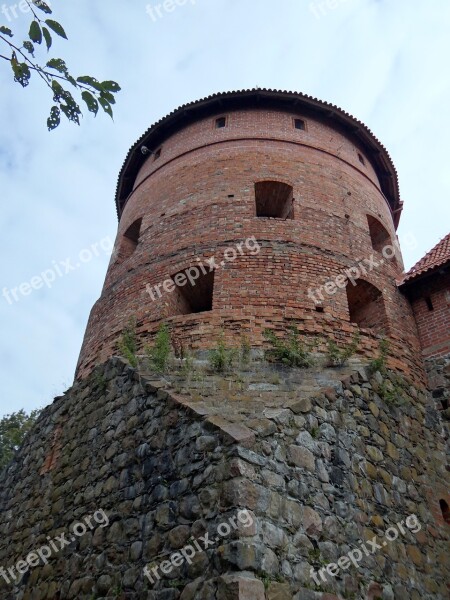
top-left (346, 279), bottom-right (388, 335)
top-left (118, 218), bottom-right (142, 261)
top-left (255, 181), bottom-right (294, 219)
top-left (367, 215), bottom-right (392, 254)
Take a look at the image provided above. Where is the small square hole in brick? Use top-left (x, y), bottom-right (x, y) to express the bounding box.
top-left (255, 181), bottom-right (294, 219)
top-left (171, 269), bottom-right (214, 315)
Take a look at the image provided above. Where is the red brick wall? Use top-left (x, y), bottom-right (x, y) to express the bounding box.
top-left (76, 108), bottom-right (423, 384)
top-left (407, 272), bottom-right (450, 357)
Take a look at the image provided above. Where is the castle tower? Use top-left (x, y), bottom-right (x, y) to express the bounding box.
top-left (76, 89), bottom-right (423, 383)
top-left (1, 91), bottom-right (448, 600)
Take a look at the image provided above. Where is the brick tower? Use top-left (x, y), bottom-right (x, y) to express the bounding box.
top-left (76, 89), bottom-right (423, 384)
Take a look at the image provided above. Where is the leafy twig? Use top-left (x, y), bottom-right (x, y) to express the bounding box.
top-left (0, 1), bottom-right (120, 130)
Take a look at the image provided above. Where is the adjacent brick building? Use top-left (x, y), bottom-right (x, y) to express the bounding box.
top-left (400, 233), bottom-right (450, 359)
top-left (400, 234), bottom-right (450, 422)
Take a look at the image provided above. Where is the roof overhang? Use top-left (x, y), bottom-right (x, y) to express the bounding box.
top-left (399, 261), bottom-right (450, 289)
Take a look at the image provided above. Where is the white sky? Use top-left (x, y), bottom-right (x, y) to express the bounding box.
top-left (0, 0), bottom-right (449, 417)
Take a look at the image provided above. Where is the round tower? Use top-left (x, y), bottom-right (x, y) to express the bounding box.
top-left (76, 89), bottom-right (423, 383)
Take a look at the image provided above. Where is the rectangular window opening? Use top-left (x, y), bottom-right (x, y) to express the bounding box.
top-left (215, 117), bottom-right (227, 129)
top-left (294, 118), bottom-right (306, 130)
top-left (425, 296), bottom-right (434, 311)
top-left (255, 181), bottom-right (294, 219)
top-left (171, 269), bottom-right (214, 315)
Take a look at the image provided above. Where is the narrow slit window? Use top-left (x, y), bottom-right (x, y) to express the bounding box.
top-left (154, 148), bottom-right (161, 160)
top-left (358, 153), bottom-right (365, 165)
top-left (425, 297), bottom-right (434, 311)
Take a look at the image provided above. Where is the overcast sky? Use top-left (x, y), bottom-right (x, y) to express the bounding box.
top-left (0, 0), bottom-right (449, 418)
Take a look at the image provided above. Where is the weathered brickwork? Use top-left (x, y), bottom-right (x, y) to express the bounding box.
top-left (1, 358), bottom-right (448, 599)
top-left (406, 273), bottom-right (450, 358)
top-left (76, 95), bottom-right (423, 385)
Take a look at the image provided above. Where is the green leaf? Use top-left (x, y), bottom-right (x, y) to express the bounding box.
top-left (11, 53), bottom-right (31, 87)
top-left (46, 58), bottom-right (68, 74)
top-left (33, 0), bottom-right (52, 14)
top-left (60, 101), bottom-right (81, 125)
top-left (0, 26), bottom-right (13, 37)
top-left (101, 80), bottom-right (121, 93)
top-left (66, 74), bottom-right (77, 88)
top-left (82, 90), bottom-right (99, 116)
top-left (98, 96), bottom-right (113, 119)
top-left (100, 90), bottom-right (116, 105)
top-left (45, 19), bottom-right (67, 40)
top-left (51, 79), bottom-right (64, 101)
top-left (23, 41), bottom-right (35, 55)
top-left (0, 409), bottom-right (42, 469)
top-left (76, 75), bottom-right (103, 92)
top-left (47, 106), bottom-right (60, 131)
top-left (29, 20), bottom-right (42, 44)
top-left (61, 89), bottom-right (77, 108)
top-left (42, 27), bottom-right (52, 50)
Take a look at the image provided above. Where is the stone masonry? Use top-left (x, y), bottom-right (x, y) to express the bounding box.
top-left (0, 356), bottom-right (448, 599)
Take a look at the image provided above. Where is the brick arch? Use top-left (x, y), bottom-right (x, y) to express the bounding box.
top-left (367, 214), bottom-right (392, 254)
top-left (117, 217), bottom-right (142, 262)
top-left (346, 279), bottom-right (388, 334)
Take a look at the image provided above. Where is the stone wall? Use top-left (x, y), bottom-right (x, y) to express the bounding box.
top-left (0, 358), bottom-right (448, 599)
top-left (425, 352), bottom-right (450, 432)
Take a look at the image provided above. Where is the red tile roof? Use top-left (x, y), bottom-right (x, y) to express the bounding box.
top-left (402, 233), bottom-right (450, 283)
